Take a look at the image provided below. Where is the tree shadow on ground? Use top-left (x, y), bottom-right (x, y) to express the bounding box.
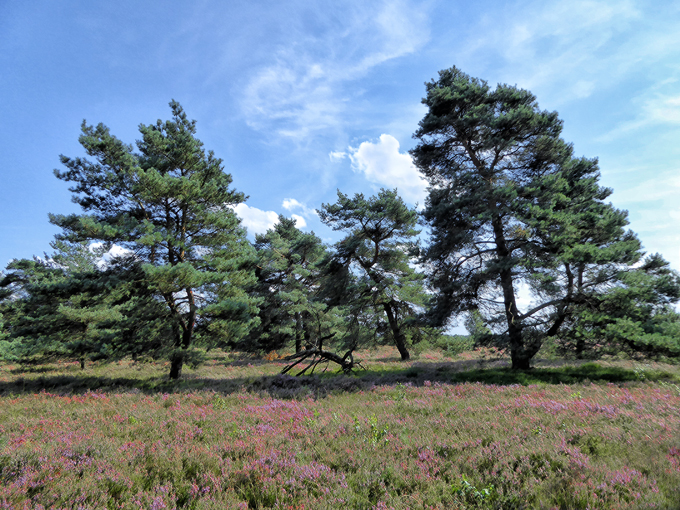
top-left (1, 359), bottom-right (676, 398)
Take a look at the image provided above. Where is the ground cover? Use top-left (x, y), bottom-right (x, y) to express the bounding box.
top-left (1, 349), bottom-right (679, 509)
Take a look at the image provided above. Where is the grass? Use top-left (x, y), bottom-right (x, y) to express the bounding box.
top-left (1, 347), bottom-right (680, 508)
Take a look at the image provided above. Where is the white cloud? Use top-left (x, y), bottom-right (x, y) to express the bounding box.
top-left (88, 242), bottom-right (134, 269)
top-left (348, 134), bottom-right (427, 206)
top-left (240, 0), bottom-right (429, 140)
top-left (282, 198), bottom-right (317, 218)
top-left (291, 214), bottom-right (307, 228)
top-left (232, 203), bottom-right (279, 235)
top-left (107, 244), bottom-right (133, 259)
top-left (329, 151), bottom-right (347, 161)
top-left (282, 198), bottom-right (304, 211)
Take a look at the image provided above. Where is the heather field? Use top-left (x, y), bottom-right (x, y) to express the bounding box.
top-left (1, 349), bottom-right (680, 509)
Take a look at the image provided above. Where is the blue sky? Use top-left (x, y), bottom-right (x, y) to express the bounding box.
top-left (2, 0), bottom-right (680, 278)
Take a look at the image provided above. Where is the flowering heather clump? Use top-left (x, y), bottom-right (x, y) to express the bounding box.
top-left (0, 351), bottom-right (679, 508)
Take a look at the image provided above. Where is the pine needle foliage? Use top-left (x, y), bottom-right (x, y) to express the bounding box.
top-left (48, 101), bottom-right (258, 378)
top-left (411, 67), bottom-right (680, 368)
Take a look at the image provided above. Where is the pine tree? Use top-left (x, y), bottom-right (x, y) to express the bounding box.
top-left (318, 189), bottom-right (427, 360)
top-left (49, 101), bottom-right (258, 378)
top-left (411, 66), bottom-right (672, 368)
top-left (0, 258), bottom-right (68, 363)
top-left (0, 244), bottom-right (172, 368)
top-left (246, 216), bottom-right (332, 354)
top-left (559, 254), bottom-right (680, 359)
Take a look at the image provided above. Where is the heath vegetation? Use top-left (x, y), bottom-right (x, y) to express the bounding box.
top-left (1, 348), bottom-right (680, 509)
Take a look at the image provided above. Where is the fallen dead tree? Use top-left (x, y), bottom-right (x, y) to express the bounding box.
top-left (281, 333), bottom-right (364, 375)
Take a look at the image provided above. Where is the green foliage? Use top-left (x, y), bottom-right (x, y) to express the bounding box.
top-left (319, 189), bottom-right (430, 360)
top-left (367, 414), bottom-right (390, 446)
top-left (411, 66), bottom-right (676, 368)
top-left (47, 101), bottom-right (258, 378)
top-left (0, 247), bottom-right (174, 366)
top-left (452, 475), bottom-right (498, 507)
top-left (425, 333), bottom-right (475, 355)
top-left (0, 256), bottom-right (83, 364)
top-left (246, 216), bottom-right (337, 354)
top-left (558, 254), bottom-right (680, 359)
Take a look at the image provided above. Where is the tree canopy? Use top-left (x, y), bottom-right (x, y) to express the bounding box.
top-left (48, 101), bottom-right (258, 378)
top-left (319, 189), bottom-right (427, 360)
top-left (2, 85), bottom-right (679, 375)
top-left (411, 66), bottom-right (679, 368)
top-left (247, 216), bottom-right (334, 354)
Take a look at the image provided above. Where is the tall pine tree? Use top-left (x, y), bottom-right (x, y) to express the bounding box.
top-left (50, 101), bottom-right (258, 378)
top-left (411, 67), bottom-right (672, 368)
top-left (246, 216), bottom-right (333, 354)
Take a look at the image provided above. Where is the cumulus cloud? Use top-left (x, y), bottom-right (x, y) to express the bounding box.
top-left (232, 203), bottom-right (279, 235)
top-left (348, 134), bottom-right (427, 206)
top-left (282, 198), bottom-right (304, 211)
top-left (107, 244), bottom-right (133, 259)
top-left (87, 242), bottom-right (134, 269)
top-left (291, 214), bottom-right (307, 228)
top-left (282, 198), bottom-right (317, 218)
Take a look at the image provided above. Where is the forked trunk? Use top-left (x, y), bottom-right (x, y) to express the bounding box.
top-left (491, 213), bottom-right (532, 370)
top-left (510, 331), bottom-right (542, 370)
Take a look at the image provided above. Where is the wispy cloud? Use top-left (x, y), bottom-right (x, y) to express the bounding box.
top-left (240, 0), bottom-right (429, 141)
top-left (329, 151), bottom-right (347, 162)
top-left (611, 174), bottom-right (680, 204)
top-left (608, 172), bottom-right (680, 269)
top-left (460, 0), bottom-right (680, 105)
top-left (599, 84), bottom-right (680, 140)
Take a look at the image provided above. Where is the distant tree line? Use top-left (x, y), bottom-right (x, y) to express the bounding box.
top-left (2, 69), bottom-right (679, 378)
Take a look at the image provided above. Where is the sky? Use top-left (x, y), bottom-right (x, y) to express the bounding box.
top-left (2, 0), bottom-right (680, 282)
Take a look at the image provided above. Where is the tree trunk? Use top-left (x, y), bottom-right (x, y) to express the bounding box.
top-left (169, 323), bottom-right (193, 380)
top-left (303, 321), bottom-right (312, 351)
top-left (169, 350), bottom-right (184, 379)
top-left (80, 357), bottom-right (85, 370)
top-left (295, 312), bottom-right (303, 353)
top-left (168, 295), bottom-right (196, 380)
top-left (511, 349), bottom-right (532, 370)
top-left (575, 338), bottom-right (585, 359)
top-left (384, 302), bottom-right (410, 360)
top-left (490, 214), bottom-right (528, 370)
